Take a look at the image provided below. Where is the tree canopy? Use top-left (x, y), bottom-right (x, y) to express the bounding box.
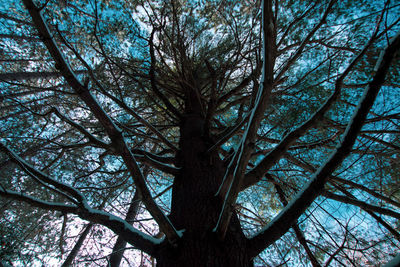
top-left (1, 0), bottom-right (400, 266)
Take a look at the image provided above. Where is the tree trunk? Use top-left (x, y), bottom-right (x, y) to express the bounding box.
top-left (61, 223), bottom-right (93, 267)
top-left (155, 113), bottom-right (253, 266)
top-left (109, 190), bottom-right (141, 266)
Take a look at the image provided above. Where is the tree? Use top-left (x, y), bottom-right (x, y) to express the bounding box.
top-left (1, 0), bottom-right (400, 265)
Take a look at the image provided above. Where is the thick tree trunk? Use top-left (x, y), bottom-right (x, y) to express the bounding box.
top-left (156, 233), bottom-right (252, 267)
top-left (155, 113), bottom-right (253, 266)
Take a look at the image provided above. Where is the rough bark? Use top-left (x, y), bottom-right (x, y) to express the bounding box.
top-left (155, 112), bottom-right (252, 266)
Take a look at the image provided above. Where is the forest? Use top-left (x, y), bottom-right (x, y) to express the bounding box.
top-left (1, 0), bottom-right (400, 266)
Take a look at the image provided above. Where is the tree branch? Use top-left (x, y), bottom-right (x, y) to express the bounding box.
top-left (22, 0), bottom-right (180, 244)
top-left (214, 0), bottom-right (276, 240)
top-left (0, 142), bottom-right (86, 205)
top-left (246, 29), bottom-right (400, 258)
top-left (242, 16), bottom-right (383, 190)
top-left (50, 107), bottom-right (110, 149)
top-left (269, 175), bottom-right (321, 267)
top-left (322, 190), bottom-right (400, 219)
top-left (275, 0), bottom-right (337, 82)
top-left (133, 152), bottom-right (179, 176)
top-left (0, 188), bottom-right (159, 256)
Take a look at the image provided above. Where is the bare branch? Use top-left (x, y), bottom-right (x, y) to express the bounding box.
top-left (51, 107), bottom-right (110, 149)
